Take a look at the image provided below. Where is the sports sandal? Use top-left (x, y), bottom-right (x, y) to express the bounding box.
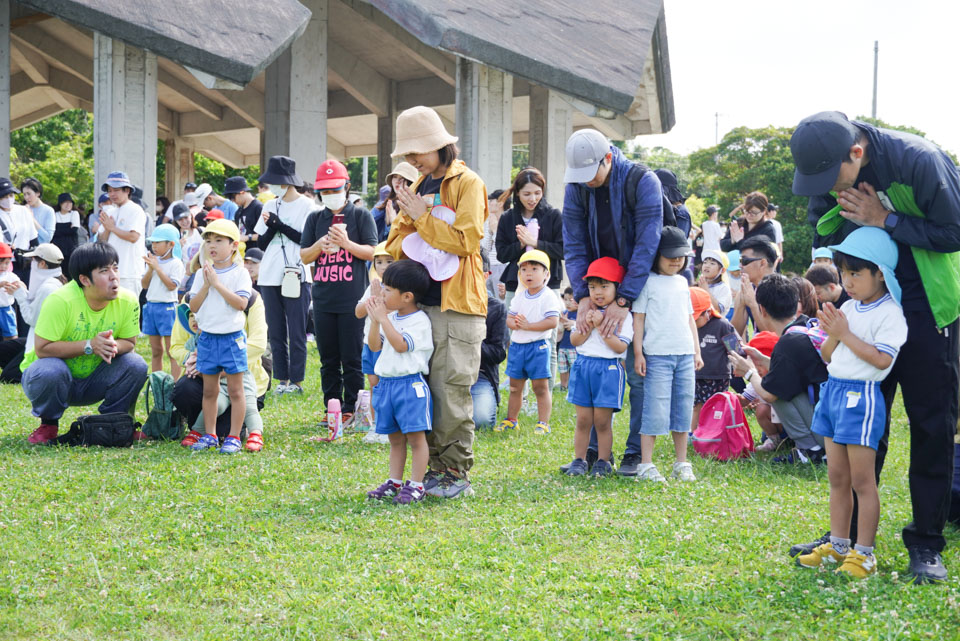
top-left (244, 433), bottom-right (263, 452)
top-left (180, 430), bottom-right (202, 447)
top-left (218, 436), bottom-right (242, 454)
top-left (494, 418), bottom-right (518, 432)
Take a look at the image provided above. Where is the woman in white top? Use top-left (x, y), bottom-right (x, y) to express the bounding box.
top-left (0, 243), bottom-right (67, 382)
top-left (0, 177), bottom-right (40, 284)
top-left (253, 156), bottom-right (314, 394)
top-left (52, 192), bottom-right (83, 265)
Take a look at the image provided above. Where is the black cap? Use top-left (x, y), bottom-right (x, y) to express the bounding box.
top-left (171, 202), bottom-right (190, 219)
top-left (244, 247), bottom-right (264, 263)
top-left (658, 226), bottom-right (693, 258)
top-left (706, 205), bottom-right (719, 215)
top-left (184, 182), bottom-right (197, 190)
top-left (767, 203), bottom-right (779, 211)
top-left (223, 175), bottom-right (251, 196)
top-left (0, 177), bottom-right (20, 198)
top-left (790, 111), bottom-right (860, 196)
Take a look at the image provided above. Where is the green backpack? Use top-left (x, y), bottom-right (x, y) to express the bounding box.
top-left (142, 371), bottom-right (182, 440)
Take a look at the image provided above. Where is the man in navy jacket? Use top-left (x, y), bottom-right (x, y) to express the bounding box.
top-left (561, 129), bottom-right (663, 476)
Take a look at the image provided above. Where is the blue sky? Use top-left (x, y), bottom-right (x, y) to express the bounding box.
top-left (639, 0), bottom-right (959, 156)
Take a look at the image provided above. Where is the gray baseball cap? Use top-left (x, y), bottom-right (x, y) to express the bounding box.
top-left (564, 129), bottom-right (610, 183)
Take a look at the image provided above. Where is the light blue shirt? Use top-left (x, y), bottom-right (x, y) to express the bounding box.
top-left (30, 202), bottom-right (55, 244)
top-left (218, 199), bottom-right (239, 222)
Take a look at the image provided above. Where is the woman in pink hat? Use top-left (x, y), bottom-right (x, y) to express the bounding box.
top-left (385, 105), bottom-right (489, 499)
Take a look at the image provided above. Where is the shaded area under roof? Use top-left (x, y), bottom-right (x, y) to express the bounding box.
top-left (17, 0), bottom-right (311, 86)
top-left (366, 0), bottom-right (672, 115)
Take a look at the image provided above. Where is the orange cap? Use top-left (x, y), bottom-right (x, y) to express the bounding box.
top-left (689, 287), bottom-right (719, 319)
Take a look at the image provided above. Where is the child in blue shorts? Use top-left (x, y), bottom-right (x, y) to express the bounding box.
top-left (355, 242), bottom-right (394, 443)
top-left (563, 257), bottom-right (633, 476)
top-left (187, 220), bottom-right (253, 454)
top-left (795, 228), bottom-right (907, 579)
top-left (142, 224), bottom-right (185, 377)
top-left (364, 260), bottom-right (434, 505)
top-left (497, 249), bottom-right (561, 434)
top-left (0, 243), bottom-right (19, 338)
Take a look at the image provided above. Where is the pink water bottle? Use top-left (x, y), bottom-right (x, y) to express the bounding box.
top-left (327, 399), bottom-right (343, 440)
top-left (525, 218), bottom-right (539, 252)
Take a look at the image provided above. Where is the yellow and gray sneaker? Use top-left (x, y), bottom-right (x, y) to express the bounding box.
top-left (836, 550), bottom-right (877, 579)
top-left (534, 421), bottom-right (551, 435)
top-left (796, 542), bottom-right (846, 569)
top-left (494, 418), bottom-right (518, 433)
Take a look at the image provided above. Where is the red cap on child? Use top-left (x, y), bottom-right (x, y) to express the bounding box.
top-left (747, 331), bottom-right (779, 357)
top-left (583, 256), bottom-right (625, 284)
top-left (689, 287), bottom-right (720, 319)
top-left (205, 209), bottom-right (225, 220)
top-left (0, 242), bottom-right (12, 259)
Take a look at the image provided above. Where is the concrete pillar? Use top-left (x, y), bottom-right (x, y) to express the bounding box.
top-left (455, 59), bottom-right (512, 192)
top-left (164, 136), bottom-right (195, 202)
top-left (376, 81), bottom-right (397, 190)
top-left (529, 84), bottom-right (573, 209)
top-left (0, 0), bottom-right (10, 176)
top-left (264, 0), bottom-right (327, 183)
top-left (93, 33), bottom-right (158, 214)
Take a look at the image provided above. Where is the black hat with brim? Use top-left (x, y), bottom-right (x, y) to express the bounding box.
top-left (0, 177), bottom-right (20, 198)
top-left (658, 225), bottom-right (694, 258)
top-left (258, 156), bottom-right (304, 187)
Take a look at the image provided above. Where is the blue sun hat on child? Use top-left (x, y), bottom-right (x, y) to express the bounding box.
top-left (147, 223), bottom-right (182, 259)
top-left (828, 227), bottom-right (901, 305)
top-left (726, 250), bottom-right (741, 272)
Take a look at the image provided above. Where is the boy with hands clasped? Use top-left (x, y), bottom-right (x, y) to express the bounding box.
top-left (563, 257), bottom-right (633, 476)
top-left (794, 227), bottom-right (907, 578)
top-left (188, 220), bottom-right (253, 454)
top-left (365, 260), bottom-right (435, 505)
top-left (496, 250), bottom-right (562, 434)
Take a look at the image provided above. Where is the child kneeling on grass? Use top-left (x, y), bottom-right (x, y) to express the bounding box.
top-left (563, 257), bottom-right (633, 476)
top-left (365, 260), bottom-right (435, 505)
top-left (633, 227), bottom-right (703, 482)
top-left (187, 220), bottom-right (253, 454)
top-left (496, 249), bottom-right (561, 434)
top-left (794, 228), bottom-right (907, 578)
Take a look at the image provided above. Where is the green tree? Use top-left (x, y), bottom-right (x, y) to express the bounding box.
top-left (11, 124), bottom-right (95, 210)
top-left (10, 109), bottom-right (92, 163)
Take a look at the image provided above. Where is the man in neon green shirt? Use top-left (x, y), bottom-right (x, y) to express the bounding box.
top-left (22, 242), bottom-right (147, 444)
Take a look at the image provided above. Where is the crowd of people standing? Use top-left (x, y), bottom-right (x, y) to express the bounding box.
top-left (1, 106), bottom-right (957, 583)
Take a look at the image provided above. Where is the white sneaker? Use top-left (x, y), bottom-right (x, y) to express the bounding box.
top-left (362, 430), bottom-right (389, 444)
top-left (671, 461), bottom-right (697, 482)
top-left (636, 463), bottom-right (666, 482)
top-left (273, 383), bottom-right (289, 395)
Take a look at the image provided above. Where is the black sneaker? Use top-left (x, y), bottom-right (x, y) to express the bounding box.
top-left (788, 531), bottom-right (831, 558)
top-left (618, 452), bottom-right (643, 477)
top-left (907, 546), bottom-right (948, 584)
top-left (773, 447), bottom-right (825, 465)
top-left (560, 449), bottom-right (598, 473)
top-left (591, 459), bottom-right (614, 477)
top-left (564, 458), bottom-right (588, 476)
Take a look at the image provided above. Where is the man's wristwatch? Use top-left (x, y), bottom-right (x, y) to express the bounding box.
top-left (84, 339), bottom-right (93, 355)
top-left (615, 296), bottom-right (630, 308)
top-left (744, 369), bottom-right (756, 383)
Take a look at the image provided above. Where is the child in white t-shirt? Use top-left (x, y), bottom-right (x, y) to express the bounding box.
top-left (795, 228), bottom-right (907, 579)
top-left (364, 260), bottom-right (434, 505)
top-left (0, 243), bottom-right (19, 338)
top-left (188, 220), bottom-right (253, 455)
top-left (632, 227), bottom-right (703, 483)
top-left (497, 250), bottom-right (561, 434)
top-left (563, 257), bottom-right (634, 477)
top-left (142, 224), bottom-right (186, 377)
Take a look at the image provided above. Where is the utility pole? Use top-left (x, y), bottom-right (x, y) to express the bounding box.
top-left (872, 41), bottom-right (878, 118)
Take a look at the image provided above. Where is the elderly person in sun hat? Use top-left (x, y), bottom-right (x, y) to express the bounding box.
top-left (384, 105), bottom-right (489, 499)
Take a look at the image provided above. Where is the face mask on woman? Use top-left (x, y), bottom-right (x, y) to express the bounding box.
top-left (0, 196), bottom-right (13, 210)
top-left (321, 191), bottom-right (347, 211)
top-left (268, 184), bottom-right (286, 198)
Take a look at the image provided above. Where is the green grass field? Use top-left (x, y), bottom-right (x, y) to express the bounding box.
top-left (1, 346), bottom-right (958, 640)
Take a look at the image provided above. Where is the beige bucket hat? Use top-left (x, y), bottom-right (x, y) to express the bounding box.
top-left (386, 161), bottom-right (420, 184)
top-left (391, 106), bottom-right (458, 157)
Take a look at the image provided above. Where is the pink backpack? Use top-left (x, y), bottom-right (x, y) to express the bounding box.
top-left (692, 391), bottom-right (755, 461)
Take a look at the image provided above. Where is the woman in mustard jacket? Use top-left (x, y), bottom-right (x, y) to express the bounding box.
top-left (386, 106), bottom-right (488, 499)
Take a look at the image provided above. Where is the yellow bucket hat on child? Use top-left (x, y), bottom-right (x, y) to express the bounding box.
top-left (519, 249), bottom-right (550, 270)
